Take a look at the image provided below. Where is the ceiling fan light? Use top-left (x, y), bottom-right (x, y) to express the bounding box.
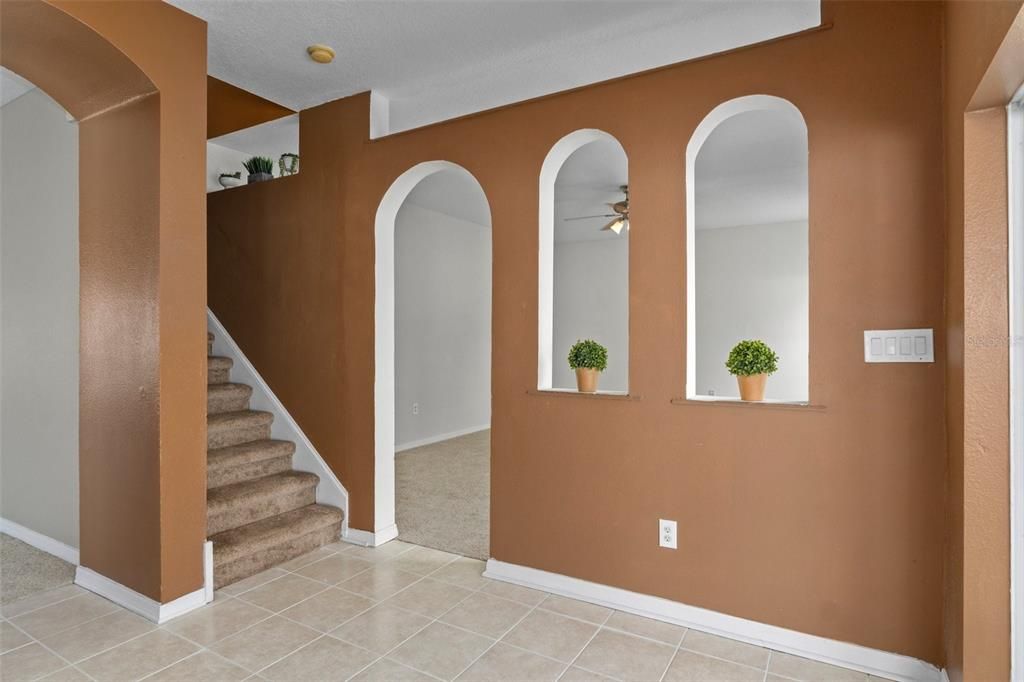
top-left (609, 218), bottom-right (625, 235)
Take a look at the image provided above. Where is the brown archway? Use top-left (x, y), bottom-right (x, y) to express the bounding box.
top-left (1, 0), bottom-right (207, 608)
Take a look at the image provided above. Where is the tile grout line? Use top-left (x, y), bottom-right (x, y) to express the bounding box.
top-left (440, 586), bottom-right (547, 680)
top-left (340, 561), bottom-right (486, 681)
top-left (555, 606), bottom-right (616, 681)
top-left (656, 626), bottom-right (688, 682)
top-left (244, 549), bottom-right (466, 681)
top-left (1, 612), bottom-right (103, 682)
top-left (764, 650), bottom-right (773, 682)
top-left (0, 588), bottom-right (84, 620)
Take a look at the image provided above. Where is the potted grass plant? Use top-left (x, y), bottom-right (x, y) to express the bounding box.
top-left (243, 156), bottom-right (275, 183)
top-left (725, 339), bottom-right (778, 401)
top-left (568, 339), bottom-right (608, 393)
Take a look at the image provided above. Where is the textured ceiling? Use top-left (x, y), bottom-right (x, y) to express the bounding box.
top-left (168, 0), bottom-right (819, 133)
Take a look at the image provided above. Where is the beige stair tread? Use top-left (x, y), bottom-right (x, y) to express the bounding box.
top-left (208, 409), bottom-right (273, 431)
top-left (208, 439), bottom-right (295, 468)
top-left (208, 470), bottom-right (318, 513)
top-left (208, 356), bottom-right (233, 371)
top-left (211, 504), bottom-right (344, 565)
top-left (207, 382), bottom-right (253, 400)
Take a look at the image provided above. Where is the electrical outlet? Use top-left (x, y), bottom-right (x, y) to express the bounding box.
top-left (659, 519), bottom-right (677, 549)
top-left (412, 402), bottom-right (419, 415)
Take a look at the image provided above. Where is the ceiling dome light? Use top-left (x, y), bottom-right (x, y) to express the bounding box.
top-left (307, 44), bottom-right (335, 64)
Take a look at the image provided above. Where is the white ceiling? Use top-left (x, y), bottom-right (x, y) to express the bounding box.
top-left (169, 0), bottom-right (819, 134)
top-left (1, 67), bottom-right (36, 108)
top-left (695, 108), bottom-right (807, 230)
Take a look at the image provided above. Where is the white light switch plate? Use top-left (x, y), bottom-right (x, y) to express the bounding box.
top-left (864, 329), bottom-right (934, 363)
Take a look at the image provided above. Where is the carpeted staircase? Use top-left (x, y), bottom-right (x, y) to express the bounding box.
top-left (207, 332), bottom-right (343, 589)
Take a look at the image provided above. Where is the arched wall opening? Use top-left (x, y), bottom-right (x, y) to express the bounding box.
top-left (0, 0), bottom-right (208, 608)
top-left (539, 129), bottom-right (629, 392)
top-left (374, 161), bottom-right (492, 542)
top-left (685, 95), bottom-right (808, 402)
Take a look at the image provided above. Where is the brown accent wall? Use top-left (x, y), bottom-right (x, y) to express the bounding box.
top-left (2, 0), bottom-right (208, 602)
top-left (942, 3), bottom-right (1024, 680)
top-left (209, 1), bottom-right (951, 662)
top-left (208, 76), bottom-right (294, 139)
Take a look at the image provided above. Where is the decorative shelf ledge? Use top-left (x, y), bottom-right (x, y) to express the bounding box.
top-left (670, 397), bottom-right (826, 412)
top-left (528, 389), bottom-right (640, 401)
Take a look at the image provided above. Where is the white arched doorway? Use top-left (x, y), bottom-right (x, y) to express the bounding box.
top-left (374, 161), bottom-right (491, 552)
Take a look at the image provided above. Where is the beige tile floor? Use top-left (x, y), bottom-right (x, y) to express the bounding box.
top-left (0, 541), bottom-right (893, 682)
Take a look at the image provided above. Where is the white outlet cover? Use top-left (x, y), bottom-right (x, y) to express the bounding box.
top-left (659, 519), bottom-right (677, 549)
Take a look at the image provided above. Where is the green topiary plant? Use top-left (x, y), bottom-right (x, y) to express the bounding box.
top-left (725, 339), bottom-right (778, 376)
top-left (568, 339), bottom-right (608, 372)
top-left (243, 156), bottom-right (275, 175)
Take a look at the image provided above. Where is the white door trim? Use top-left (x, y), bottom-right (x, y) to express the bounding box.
top-left (1007, 94), bottom-right (1024, 682)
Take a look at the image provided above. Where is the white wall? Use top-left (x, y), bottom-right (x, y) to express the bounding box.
top-left (395, 203), bottom-right (491, 448)
top-left (552, 237), bottom-right (629, 392)
top-left (0, 88), bottom-right (80, 548)
top-left (694, 221), bottom-right (808, 401)
top-left (207, 141), bottom-right (256, 193)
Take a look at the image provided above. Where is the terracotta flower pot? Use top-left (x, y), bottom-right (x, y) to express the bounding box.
top-left (736, 373), bottom-right (768, 401)
top-left (575, 368), bottom-right (600, 393)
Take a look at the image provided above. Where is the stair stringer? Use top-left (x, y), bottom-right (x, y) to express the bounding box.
top-left (207, 309), bottom-right (349, 539)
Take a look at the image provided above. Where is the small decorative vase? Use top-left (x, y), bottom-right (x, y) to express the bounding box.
top-left (279, 153), bottom-right (299, 176)
top-left (575, 368), bottom-right (600, 393)
top-left (247, 172), bottom-right (273, 184)
top-left (218, 174), bottom-right (243, 189)
top-left (736, 373), bottom-right (768, 401)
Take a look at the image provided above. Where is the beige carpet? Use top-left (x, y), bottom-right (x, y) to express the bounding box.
top-left (396, 429), bottom-right (489, 560)
top-left (0, 533), bottom-right (75, 605)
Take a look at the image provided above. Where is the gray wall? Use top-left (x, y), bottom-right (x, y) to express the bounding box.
top-left (552, 237), bottom-right (629, 392)
top-left (395, 203), bottom-right (491, 448)
top-left (0, 89), bottom-right (80, 548)
top-left (695, 220), bottom-right (808, 401)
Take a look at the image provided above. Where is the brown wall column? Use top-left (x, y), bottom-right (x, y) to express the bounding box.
top-left (2, 0), bottom-right (208, 603)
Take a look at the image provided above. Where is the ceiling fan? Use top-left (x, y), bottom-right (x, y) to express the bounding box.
top-left (563, 185), bottom-right (630, 235)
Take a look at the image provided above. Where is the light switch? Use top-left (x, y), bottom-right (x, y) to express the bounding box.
top-left (864, 329), bottom-right (934, 363)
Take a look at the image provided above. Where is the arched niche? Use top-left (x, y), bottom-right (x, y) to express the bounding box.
top-left (374, 161), bottom-right (491, 539)
top-left (685, 95), bottom-right (809, 402)
top-left (538, 129), bottom-right (629, 392)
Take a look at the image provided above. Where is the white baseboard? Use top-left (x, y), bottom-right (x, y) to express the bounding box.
top-left (342, 523), bottom-right (399, 548)
top-left (395, 424), bottom-right (489, 453)
top-left (75, 566), bottom-right (206, 624)
top-left (207, 310), bottom-right (350, 536)
top-left (484, 559), bottom-right (943, 682)
top-left (0, 517), bottom-right (79, 565)
top-left (203, 540), bottom-right (214, 604)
